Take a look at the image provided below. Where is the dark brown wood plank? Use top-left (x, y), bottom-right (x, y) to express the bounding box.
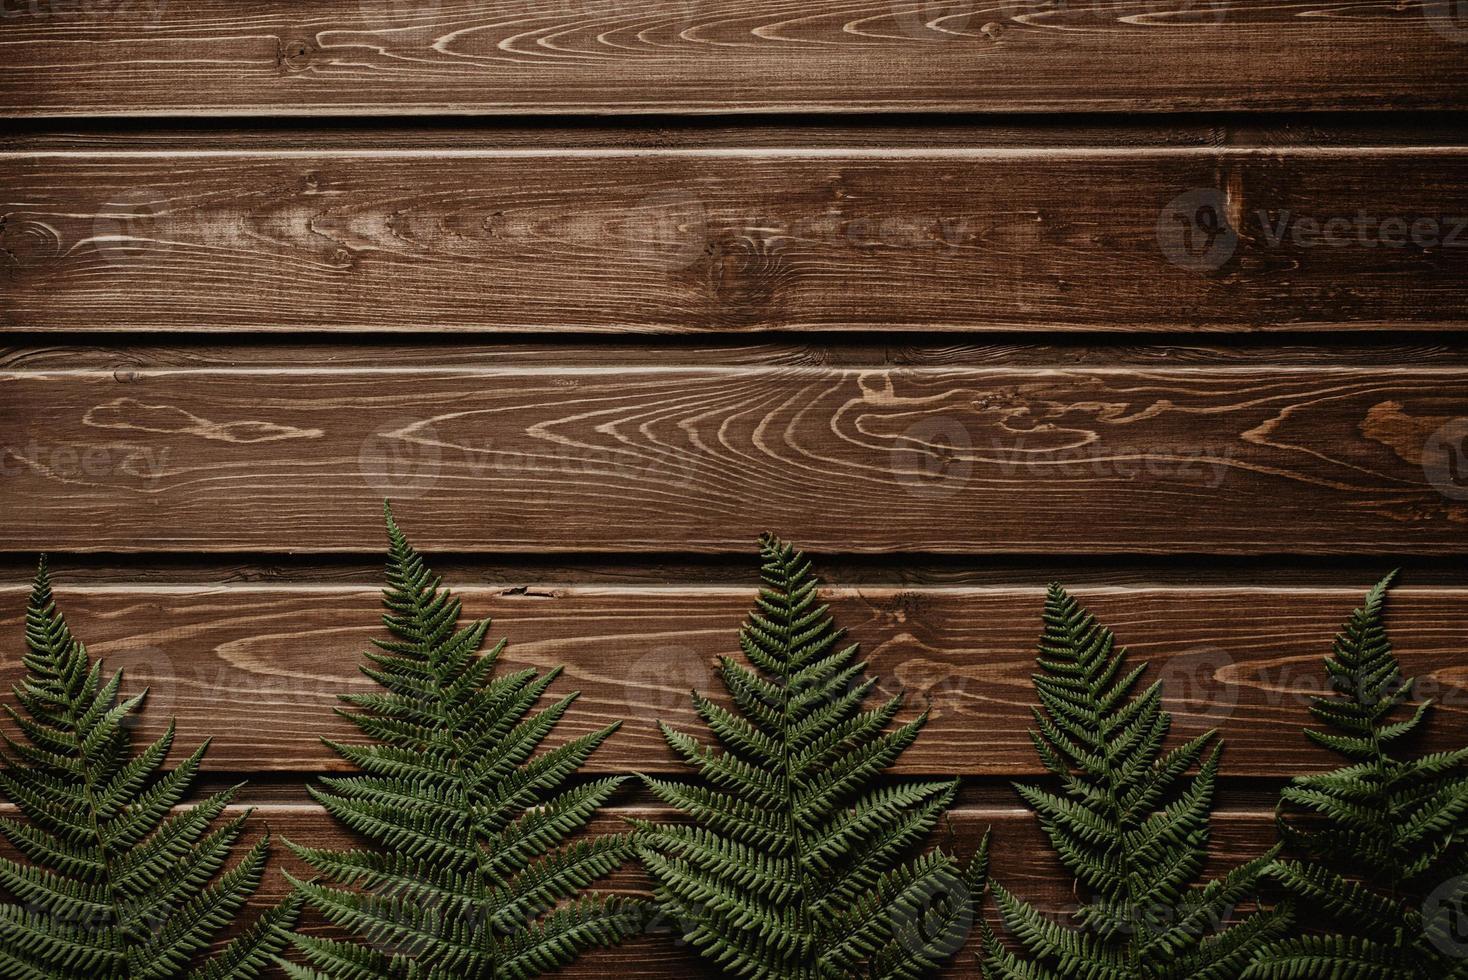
top-left (2, 585), bottom-right (1464, 777)
top-left (0, 802), bottom-right (1281, 978)
top-left (22, 116), bottom-right (1468, 155)
top-left (1, 366), bottom-right (1466, 554)
top-left (8, 554), bottom-right (1468, 589)
top-left (11, 116), bottom-right (1468, 155)
top-left (6, 149), bottom-right (1468, 332)
top-left (8, 337), bottom-right (1468, 371)
top-left (1, 0), bottom-right (1465, 116)
top-left (0, 121), bottom-right (1238, 153)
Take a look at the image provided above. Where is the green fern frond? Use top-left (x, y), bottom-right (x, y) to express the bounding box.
top-left (282, 503), bottom-right (649, 978)
top-left (637, 533), bottom-right (984, 979)
top-left (984, 584), bottom-right (1289, 978)
top-left (1246, 573), bottom-right (1468, 978)
top-left (0, 558), bottom-right (299, 979)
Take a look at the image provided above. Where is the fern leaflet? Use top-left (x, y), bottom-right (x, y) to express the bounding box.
top-left (0, 559), bottom-right (299, 980)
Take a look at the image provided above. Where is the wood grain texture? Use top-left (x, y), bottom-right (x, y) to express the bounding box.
top-left (0, 121), bottom-right (1242, 153)
top-left (1, 0), bottom-right (1466, 116)
top-left (8, 337), bottom-right (1468, 370)
top-left (2, 366), bottom-right (1466, 554)
top-left (13, 117), bottom-right (1468, 154)
top-left (6, 149), bottom-right (1468, 332)
top-left (0, 801), bottom-right (1282, 977)
top-left (8, 554), bottom-right (1466, 589)
top-left (2, 585), bottom-right (1464, 777)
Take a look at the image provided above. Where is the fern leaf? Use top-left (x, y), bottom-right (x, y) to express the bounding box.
top-left (0, 559), bottom-right (299, 979)
top-left (985, 584), bottom-right (1286, 977)
top-left (1247, 573), bottom-right (1468, 977)
top-left (282, 503), bottom-right (649, 977)
top-left (637, 533), bottom-right (983, 978)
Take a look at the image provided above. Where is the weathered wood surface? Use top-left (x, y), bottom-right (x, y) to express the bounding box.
top-left (2, 585), bottom-right (1464, 777)
top-left (13, 118), bottom-right (1468, 154)
top-left (0, 802), bottom-right (1279, 977)
top-left (2, 367), bottom-right (1466, 554)
top-left (2, 0), bottom-right (1465, 117)
top-left (6, 150), bottom-right (1468, 332)
top-left (0, 122), bottom-right (1243, 153)
top-left (7, 554), bottom-right (1464, 588)
top-left (8, 338), bottom-right (1468, 370)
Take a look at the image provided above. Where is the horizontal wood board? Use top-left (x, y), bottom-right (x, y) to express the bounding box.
top-left (2, 366), bottom-right (1466, 554)
top-left (3, 0), bottom-right (1467, 116)
top-left (6, 148), bottom-right (1468, 332)
top-left (2, 583), bottom-right (1463, 777)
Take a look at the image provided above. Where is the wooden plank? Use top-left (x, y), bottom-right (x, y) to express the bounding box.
top-left (1, 585), bottom-right (1465, 777)
top-left (7, 554), bottom-right (1468, 589)
top-left (6, 149), bottom-right (1468, 332)
top-left (2, 366), bottom-right (1466, 554)
top-left (0, 803), bottom-right (1281, 978)
top-left (8, 338), bottom-right (1468, 371)
top-left (0, 0), bottom-right (1464, 116)
top-left (0, 121), bottom-right (1240, 153)
top-left (12, 117), bottom-right (1468, 155)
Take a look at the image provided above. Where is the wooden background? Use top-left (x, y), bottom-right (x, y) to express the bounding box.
top-left (4, 3), bottom-right (1468, 975)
